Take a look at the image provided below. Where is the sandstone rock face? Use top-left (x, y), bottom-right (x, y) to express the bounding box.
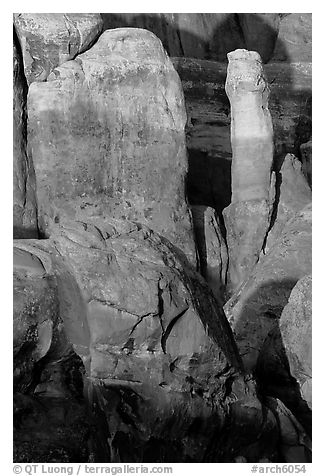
top-left (237, 13), bottom-right (281, 63)
top-left (191, 205), bottom-right (228, 301)
top-left (273, 14), bottom-right (312, 63)
top-left (13, 245), bottom-right (69, 392)
top-left (13, 13), bottom-right (103, 84)
top-left (32, 219), bottom-right (282, 462)
top-left (101, 13), bottom-right (311, 64)
top-left (265, 154), bottom-right (311, 251)
top-left (300, 140), bottom-right (312, 188)
top-left (224, 204), bottom-right (312, 371)
top-left (13, 30), bottom-right (38, 238)
top-left (28, 28), bottom-right (196, 264)
top-left (223, 49), bottom-right (275, 292)
top-left (280, 276), bottom-right (312, 409)
top-left (101, 13), bottom-right (246, 61)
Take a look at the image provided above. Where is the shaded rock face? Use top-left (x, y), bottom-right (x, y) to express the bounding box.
top-left (265, 154), bottom-right (311, 251)
top-left (280, 275), bottom-right (312, 409)
top-left (13, 243), bottom-right (94, 462)
top-left (258, 276), bottom-right (312, 410)
top-left (13, 13), bottom-right (103, 84)
top-left (27, 28), bottom-right (196, 264)
top-left (300, 140), bottom-right (312, 188)
top-left (273, 14), bottom-right (312, 63)
top-left (191, 205), bottom-right (228, 301)
top-left (13, 30), bottom-right (38, 239)
top-left (101, 13), bottom-right (311, 64)
top-left (223, 49), bottom-right (275, 292)
top-left (224, 204), bottom-right (312, 372)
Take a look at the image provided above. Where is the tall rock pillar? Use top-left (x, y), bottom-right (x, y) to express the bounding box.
top-left (223, 49), bottom-right (275, 292)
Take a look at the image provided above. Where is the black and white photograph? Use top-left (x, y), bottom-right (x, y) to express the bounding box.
top-left (10, 3), bottom-right (314, 473)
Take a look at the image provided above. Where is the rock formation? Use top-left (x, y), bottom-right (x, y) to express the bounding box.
top-left (264, 153), bottom-right (311, 251)
top-left (14, 220), bottom-right (285, 462)
top-left (13, 13), bottom-right (103, 84)
top-left (27, 28), bottom-right (196, 264)
top-left (224, 203), bottom-right (312, 372)
top-left (223, 49), bottom-right (275, 292)
top-left (13, 29), bottom-right (38, 238)
top-left (300, 140), bottom-right (312, 188)
top-left (12, 13), bottom-right (312, 463)
top-left (191, 205), bottom-right (228, 301)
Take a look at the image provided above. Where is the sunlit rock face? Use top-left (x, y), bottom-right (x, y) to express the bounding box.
top-left (223, 49), bottom-right (275, 293)
top-left (27, 28), bottom-right (196, 264)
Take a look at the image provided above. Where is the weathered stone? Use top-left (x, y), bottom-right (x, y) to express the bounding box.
top-left (273, 14), bottom-right (312, 63)
top-left (41, 219), bottom-right (283, 462)
top-left (13, 13), bottom-right (103, 84)
top-left (13, 245), bottom-right (68, 392)
top-left (224, 204), bottom-right (312, 372)
top-left (27, 28), bottom-right (196, 264)
top-left (265, 154), bottom-right (311, 251)
top-left (13, 29), bottom-right (38, 238)
top-left (191, 205), bottom-right (228, 301)
top-left (300, 140), bottom-right (312, 188)
top-left (280, 276), bottom-right (312, 408)
top-left (223, 49), bottom-right (275, 292)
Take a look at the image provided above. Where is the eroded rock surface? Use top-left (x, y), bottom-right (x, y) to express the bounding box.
top-left (224, 204), bottom-right (312, 372)
top-left (13, 13), bottom-right (103, 84)
top-left (300, 140), bottom-right (312, 188)
top-left (191, 205), bottom-right (228, 301)
top-left (28, 28), bottom-right (196, 264)
top-left (13, 29), bottom-right (37, 238)
top-left (223, 49), bottom-right (275, 292)
top-left (265, 154), bottom-right (311, 251)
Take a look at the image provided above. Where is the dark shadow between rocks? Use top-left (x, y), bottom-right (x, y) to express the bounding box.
top-left (233, 278), bottom-right (312, 437)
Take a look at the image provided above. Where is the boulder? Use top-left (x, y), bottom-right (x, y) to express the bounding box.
top-left (265, 154), bottom-right (311, 251)
top-left (27, 28), bottom-right (196, 264)
top-left (191, 205), bottom-right (228, 301)
top-left (223, 49), bottom-right (275, 292)
top-left (300, 140), bottom-right (312, 188)
top-left (280, 276), bottom-right (312, 408)
top-left (13, 13), bottom-right (103, 84)
top-left (13, 29), bottom-right (37, 238)
top-left (224, 204), bottom-right (312, 372)
top-left (44, 218), bottom-right (282, 462)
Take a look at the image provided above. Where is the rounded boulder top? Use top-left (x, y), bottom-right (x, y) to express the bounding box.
top-left (82, 28), bottom-right (169, 65)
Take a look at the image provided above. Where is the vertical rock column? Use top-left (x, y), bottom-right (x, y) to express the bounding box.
top-left (13, 29), bottom-right (38, 238)
top-left (223, 49), bottom-right (275, 293)
top-left (27, 28), bottom-right (196, 265)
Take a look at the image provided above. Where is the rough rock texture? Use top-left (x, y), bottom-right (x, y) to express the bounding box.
top-left (13, 29), bottom-right (38, 238)
top-left (223, 49), bottom-right (275, 292)
top-left (300, 140), bottom-right (312, 188)
top-left (273, 14), bottom-right (312, 63)
top-left (224, 204), bottom-right (312, 372)
top-left (191, 205), bottom-right (228, 301)
top-left (13, 242), bottom-right (94, 462)
top-left (13, 13), bottom-right (103, 84)
top-left (280, 275), bottom-right (312, 408)
top-left (18, 220), bottom-right (286, 462)
top-left (265, 154), bottom-right (311, 251)
top-left (27, 28), bottom-right (196, 264)
top-left (101, 13), bottom-right (311, 64)
top-left (258, 276), bottom-right (312, 410)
